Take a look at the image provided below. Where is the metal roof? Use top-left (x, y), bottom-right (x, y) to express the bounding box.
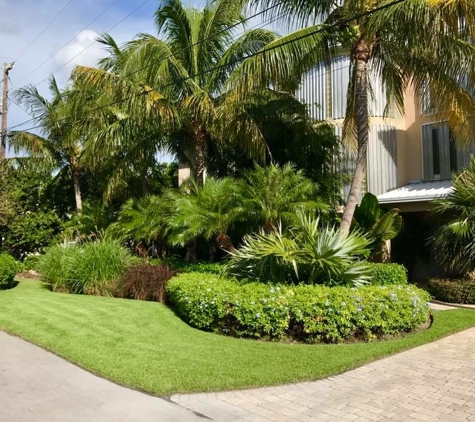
top-left (377, 180), bottom-right (453, 204)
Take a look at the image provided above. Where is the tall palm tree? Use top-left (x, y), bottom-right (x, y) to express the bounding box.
top-left (9, 78), bottom-right (85, 213)
top-left (230, 0), bottom-right (475, 233)
top-left (73, 0), bottom-right (306, 184)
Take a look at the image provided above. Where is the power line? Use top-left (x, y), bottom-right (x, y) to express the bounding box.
top-left (33, 0), bottom-right (153, 89)
top-left (15, 0), bottom-right (122, 87)
top-left (9, 0), bottom-right (408, 134)
top-left (14, 0), bottom-right (76, 64)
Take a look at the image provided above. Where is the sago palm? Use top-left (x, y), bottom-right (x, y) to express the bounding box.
top-left (230, 0), bottom-right (475, 233)
top-left (170, 177), bottom-right (246, 253)
top-left (242, 162), bottom-right (329, 230)
top-left (9, 78), bottom-right (85, 213)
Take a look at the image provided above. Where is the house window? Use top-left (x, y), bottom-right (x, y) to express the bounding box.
top-left (431, 127), bottom-right (440, 176)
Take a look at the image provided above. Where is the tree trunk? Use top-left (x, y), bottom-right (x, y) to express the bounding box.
top-left (192, 123), bottom-right (207, 185)
top-left (340, 38), bottom-right (372, 235)
top-left (72, 170), bottom-right (83, 215)
top-left (216, 233), bottom-right (236, 254)
top-left (184, 237), bottom-right (198, 262)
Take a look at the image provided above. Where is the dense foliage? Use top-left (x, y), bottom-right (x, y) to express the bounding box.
top-left (38, 240), bottom-right (132, 295)
top-left (0, 254), bottom-right (20, 289)
top-left (367, 263), bottom-right (408, 286)
top-left (167, 273), bottom-right (431, 343)
top-left (224, 211), bottom-right (371, 286)
top-left (118, 263), bottom-right (177, 302)
top-left (428, 278), bottom-right (475, 304)
top-left (430, 158), bottom-right (475, 274)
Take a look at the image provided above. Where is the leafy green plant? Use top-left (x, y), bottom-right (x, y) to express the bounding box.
top-left (224, 210), bottom-right (371, 287)
top-left (241, 162), bottom-right (328, 230)
top-left (167, 272), bottom-right (431, 343)
top-left (38, 240), bottom-right (131, 295)
top-left (352, 193), bottom-right (402, 258)
top-left (170, 178), bottom-right (246, 253)
top-left (37, 245), bottom-right (80, 292)
top-left (367, 263), bottom-right (408, 286)
top-left (71, 240), bottom-right (132, 295)
top-left (428, 278), bottom-right (475, 304)
top-left (0, 254), bottom-right (20, 289)
top-left (430, 158), bottom-right (475, 273)
top-left (118, 263), bottom-right (177, 302)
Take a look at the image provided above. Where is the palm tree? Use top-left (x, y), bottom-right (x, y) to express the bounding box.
top-left (9, 78), bottom-right (85, 213)
top-left (242, 162), bottom-right (328, 231)
top-left (230, 0), bottom-right (475, 233)
top-left (73, 0), bottom-right (308, 184)
top-left (170, 178), bottom-right (246, 255)
top-left (430, 157), bottom-right (475, 274)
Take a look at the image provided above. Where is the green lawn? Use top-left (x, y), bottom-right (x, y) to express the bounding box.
top-left (1, 279), bottom-right (475, 395)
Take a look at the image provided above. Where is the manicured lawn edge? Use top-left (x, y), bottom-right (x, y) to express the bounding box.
top-left (1, 279), bottom-right (475, 396)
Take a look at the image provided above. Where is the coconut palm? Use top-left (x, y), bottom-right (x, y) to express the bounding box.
top-left (229, 0), bottom-right (475, 233)
top-left (73, 0), bottom-right (311, 184)
top-left (430, 157), bottom-right (475, 274)
top-left (9, 78), bottom-right (85, 213)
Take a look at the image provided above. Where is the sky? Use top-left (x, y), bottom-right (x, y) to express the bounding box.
top-left (0, 0), bottom-right (165, 134)
top-left (0, 0), bottom-right (278, 156)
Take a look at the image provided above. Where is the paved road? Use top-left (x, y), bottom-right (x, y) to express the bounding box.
top-left (0, 332), bottom-right (204, 422)
top-left (2, 328), bottom-right (475, 422)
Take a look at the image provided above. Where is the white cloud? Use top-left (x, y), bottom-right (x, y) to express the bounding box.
top-left (50, 29), bottom-right (104, 86)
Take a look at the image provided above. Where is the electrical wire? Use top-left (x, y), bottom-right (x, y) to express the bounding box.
top-left (14, 0), bottom-right (76, 64)
top-left (9, 0), bottom-right (407, 133)
top-left (15, 0), bottom-right (122, 86)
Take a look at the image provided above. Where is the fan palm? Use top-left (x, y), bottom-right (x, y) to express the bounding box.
top-left (73, 0), bottom-right (309, 184)
top-left (229, 0), bottom-right (475, 233)
top-left (430, 157), bottom-right (475, 274)
top-left (9, 78), bottom-right (85, 213)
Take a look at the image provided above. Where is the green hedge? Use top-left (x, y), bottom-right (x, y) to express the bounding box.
top-left (167, 273), bottom-right (431, 343)
top-left (367, 263), bottom-right (407, 285)
top-left (428, 278), bottom-right (475, 304)
top-left (0, 254), bottom-right (20, 289)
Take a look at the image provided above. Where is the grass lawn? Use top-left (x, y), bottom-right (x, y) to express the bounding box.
top-left (1, 279), bottom-right (475, 396)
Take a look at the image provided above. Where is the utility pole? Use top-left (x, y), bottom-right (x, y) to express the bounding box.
top-left (1, 62), bottom-right (14, 161)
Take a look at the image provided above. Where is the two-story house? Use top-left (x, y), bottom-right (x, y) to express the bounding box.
top-left (297, 54), bottom-right (474, 279)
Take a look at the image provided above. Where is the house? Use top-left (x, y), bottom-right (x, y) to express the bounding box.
top-left (296, 54), bottom-right (474, 280)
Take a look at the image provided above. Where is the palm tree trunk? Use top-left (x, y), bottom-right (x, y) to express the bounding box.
top-left (184, 237), bottom-right (198, 262)
top-left (340, 39), bottom-right (372, 235)
top-left (216, 233), bottom-right (236, 254)
top-left (193, 123), bottom-right (206, 185)
top-left (72, 170), bottom-right (83, 214)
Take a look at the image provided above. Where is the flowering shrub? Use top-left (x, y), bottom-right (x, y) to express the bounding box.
top-left (167, 273), bottom-right (431, 343)
top-left (367, 263), bottom-right (407, 285)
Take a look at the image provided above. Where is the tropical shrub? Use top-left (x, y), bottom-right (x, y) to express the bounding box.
top-left (167, 273), bottom-right (431, 343)
top-left (367, 263), bottom-right (407, 286)
top-left (173, 261), bottom-right (224, 275)
top-left (118, 263), bottom-right (177, 302)
top-left (224, 211), bottom-right (371, 286)
top-left (429, 158), bottom-right (475, 274)
top-left (37, 245), bottom-right (80, 292)
top-left (0, 254), bottom-right (20, 289)
top-left (428, 278), bottom-right (475, 304)
top-left (39, 240), bottom-right (131, 295)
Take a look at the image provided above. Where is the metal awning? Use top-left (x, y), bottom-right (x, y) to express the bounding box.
top-left (377, 180), bottom-right (453, 204)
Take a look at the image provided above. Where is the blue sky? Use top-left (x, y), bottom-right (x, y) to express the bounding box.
top-left (0, 0), bottom-right (280, 138)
